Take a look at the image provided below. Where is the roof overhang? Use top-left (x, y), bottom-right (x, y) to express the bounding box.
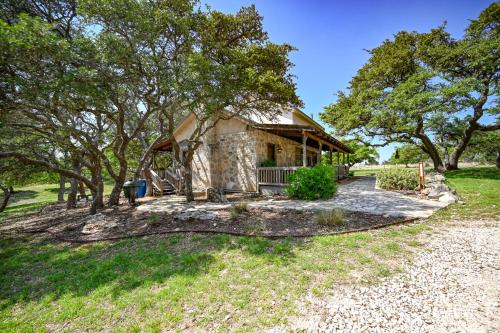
top-left (251, 124), bottom-right (353, 153)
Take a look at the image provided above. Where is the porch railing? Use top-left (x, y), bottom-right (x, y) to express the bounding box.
top-left (152, 167), bottom-right (183, 191)
top-left (257, 165), bottom-right (349, 189)
top-left (149, 169), bottom-right (164, 194)
top-left (257, 167), bottom-right (301, 186)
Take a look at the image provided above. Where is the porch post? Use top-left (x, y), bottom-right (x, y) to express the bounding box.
top-left (302, 132), bottom-right (308, 167)
top-left (337, 152), bottom-right (340, 180)
top-left (318, 142), bottom-right (322, 165)
top-left (329, 146), bottom-right (333, 165)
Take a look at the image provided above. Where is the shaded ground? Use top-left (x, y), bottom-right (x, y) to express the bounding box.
top-left (0, 201), bottom-right (409, 242)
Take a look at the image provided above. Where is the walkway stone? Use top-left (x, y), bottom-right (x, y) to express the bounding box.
top-left (248, 177), bottom-right (448, 218)
top-left (137, 177), bottom-right (449, 219)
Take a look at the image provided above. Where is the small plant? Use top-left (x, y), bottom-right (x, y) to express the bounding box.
top-left (147, 213), bottom-right (161, 224)
top-left (242, 219), bottom-right (267, 235)
top-left (376, 168), bottom-right (418, 190)
top-left (315, 209), bottom-right (344, 226)
top-left (286, 164), bottom-right (337, 200)
top-left (230, 202), bottom-right (248, 219)
top-left (260, 159), bottom-right (276, 167)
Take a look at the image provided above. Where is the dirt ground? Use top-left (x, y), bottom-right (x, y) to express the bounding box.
top-left (0, 200), bottom-right (410, 243)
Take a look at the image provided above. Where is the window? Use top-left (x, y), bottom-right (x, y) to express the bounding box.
top-left (267, 143), bottom-right (276, 162)
top-left (295, 147), bottom-right (302, 166)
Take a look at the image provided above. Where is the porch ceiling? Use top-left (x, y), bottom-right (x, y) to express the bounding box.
top-left (251, 124), bottom-right (353, 153)
top-left (152, 139), bottom-right (172, 152)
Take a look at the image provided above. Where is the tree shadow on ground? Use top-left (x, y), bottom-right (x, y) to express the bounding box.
top-left (0, 231), bottom-right (301, 312)
top-left (45, 186), bottom-right (71, 194)
top-left (0, 190), bottom-right (38, 205)
top-left (445, 167), bottom-right (499, 180)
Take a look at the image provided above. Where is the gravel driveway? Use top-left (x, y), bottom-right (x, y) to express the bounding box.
top-left (271, 220), bottom-right (500, 333)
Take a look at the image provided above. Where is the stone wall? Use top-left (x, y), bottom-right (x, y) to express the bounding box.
top-left (211, 131), bottom-right (257, 192)
top-left (254, 129), bottom-right (301, 167)
top-left (190, 141), bottom-right (212, 190)
top-left (189, 126), bottom-right (319, 192)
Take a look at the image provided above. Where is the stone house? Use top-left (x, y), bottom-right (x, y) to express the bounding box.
top-left (151, 109), bottom-right (353, 194)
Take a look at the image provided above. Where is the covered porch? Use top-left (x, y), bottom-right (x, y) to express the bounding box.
top-left (252, 123), bottom-right (353, 193)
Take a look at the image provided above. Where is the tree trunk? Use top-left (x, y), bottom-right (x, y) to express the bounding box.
top-left (419, 134), bottom-right (445, 172)
top-left (108, 164), bottom-right (127, 206)
top-left (447, 124), bottom-right (478, 170)
top-left (0, 184), bottom-right (12, 213)
top-left (57, 175), bottom-right (65, 202)
top-left (183, 161), bottom-right (194, 202)
top-left (67, 159), bottom-right (82, 209)
top-left (78, 182), bottom-right (87, 198)
top-left (67, 178), bottom-right (78, 209)
top-left (443, 146), bottom-right (450, 169)
top-left (496, 149), bottom-right (500, 169)
top-left (91, 177), bottom-right (104, 214)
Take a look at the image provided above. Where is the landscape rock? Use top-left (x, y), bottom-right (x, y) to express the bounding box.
top-left (206, 187), bottom-right (228, 203)
top-left (175, 208), bottom-right (218, 221)
top-left (81, 213), bottom-right (119, 234)
top-left (438, 192), bottom-right (459, 203)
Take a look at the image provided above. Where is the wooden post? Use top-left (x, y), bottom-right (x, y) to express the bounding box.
top-left (337, 152), bottom-right (340, 180)
top-left (318, 142), bottom-right (322, 165)
top-left (418, 162), bottom-right (425, 189)
top-left (329, 146), bottom-right (333, 165)
top-left (302, 133), bottom-right (308, 167)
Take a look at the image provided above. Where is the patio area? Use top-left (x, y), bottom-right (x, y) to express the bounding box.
top-left (137, 176), bottom-right (449, 219)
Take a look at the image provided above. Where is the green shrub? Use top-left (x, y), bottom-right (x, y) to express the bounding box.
top-left (260, 159), bottom-right (276, 167)
top-left (376, 168), bottom-right (418, 190)
top-left (286, 164), bottom-right (337, 200)
top-left (315, 209), bottom-right (344, 226)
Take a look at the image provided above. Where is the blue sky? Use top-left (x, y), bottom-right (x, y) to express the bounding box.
top-left (205, 0), bottom-right (495, 162)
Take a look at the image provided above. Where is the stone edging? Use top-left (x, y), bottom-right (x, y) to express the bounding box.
top-left (43, 216), bottom-right (420, 244)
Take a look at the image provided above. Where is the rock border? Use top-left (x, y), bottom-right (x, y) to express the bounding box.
top-left (42, 215), bottom-right (419, 244)
top-left (420, 171), bottom-right (459, 203)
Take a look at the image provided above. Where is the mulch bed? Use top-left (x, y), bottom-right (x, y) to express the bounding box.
top-left (0, 201), bottom-right (416, 243)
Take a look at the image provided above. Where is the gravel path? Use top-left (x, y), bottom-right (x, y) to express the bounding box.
top-left (272, 220), bottom-right (500, 333)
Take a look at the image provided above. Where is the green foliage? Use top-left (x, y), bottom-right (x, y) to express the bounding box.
top-left (286, 164), bottom-right (337, 200)
top-left (260, 159), bottom-right (276, 167)
top-left (388, 144), bottom-right (429, 166)
top-left (321, 4), bottom-right (499, 170)
top-left (462, 131), bottom-right (500, 163)
top-left (376, 168), bottom-right (418, 191)
top-left (315, 209), bottom-right (344, 226)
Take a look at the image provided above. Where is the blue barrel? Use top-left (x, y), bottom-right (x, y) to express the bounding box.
top-left (135, 179), bottom-right (147, 198)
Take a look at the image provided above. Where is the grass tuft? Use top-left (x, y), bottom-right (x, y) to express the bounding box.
top-left (230, 202), bottom-right (249, 219)
top-left (315, 209), bottom-right (344, 226)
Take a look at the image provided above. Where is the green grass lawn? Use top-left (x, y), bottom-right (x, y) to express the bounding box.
top-left (0, 167), bottom-right (498, 332)
top-left (0, 183), bottom-right (114, 221)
